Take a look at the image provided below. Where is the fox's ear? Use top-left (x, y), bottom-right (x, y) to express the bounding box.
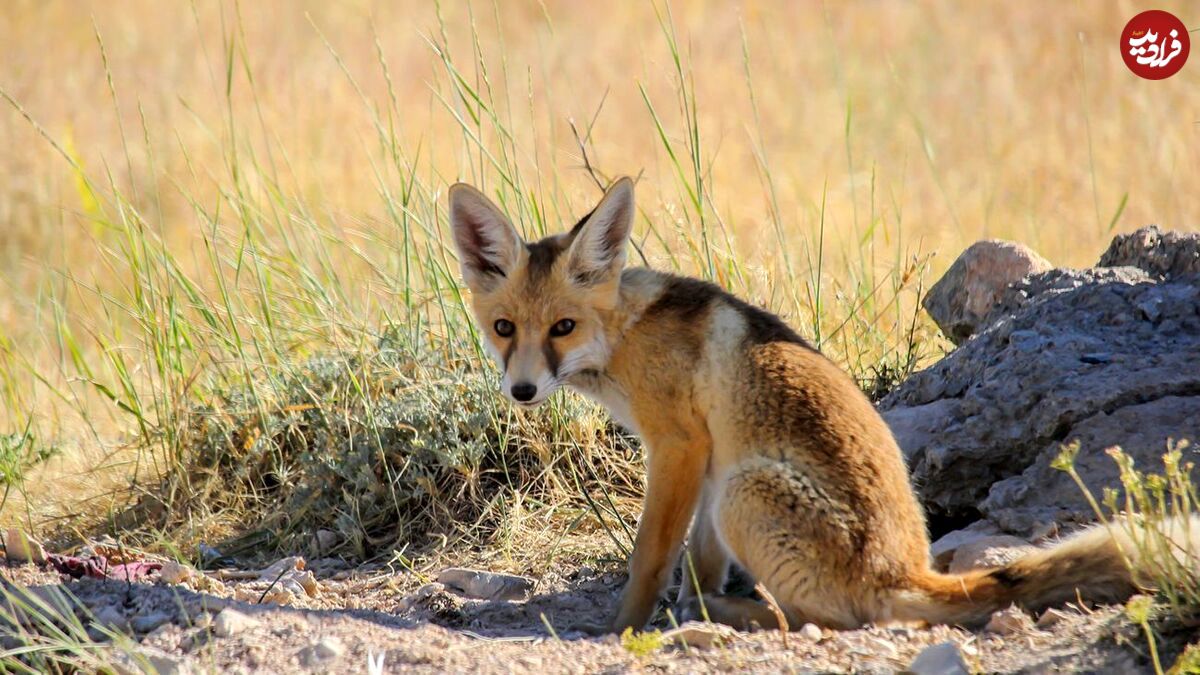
top-left (567, 177), bottom-right (634, 287)
top-left (449, 183), bottom-right (524, 292)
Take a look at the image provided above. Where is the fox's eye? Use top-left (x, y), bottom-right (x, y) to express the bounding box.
top-left (549, 318), bottom-right (576, 337)
top-left (494, 319), bottom-right (515, 337)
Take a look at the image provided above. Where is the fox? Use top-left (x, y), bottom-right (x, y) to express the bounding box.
top-left (447, 176), bottom-right (1189, 634)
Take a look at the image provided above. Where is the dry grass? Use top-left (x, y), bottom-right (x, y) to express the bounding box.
top-left (0, 1), bottom-right (1197, 559)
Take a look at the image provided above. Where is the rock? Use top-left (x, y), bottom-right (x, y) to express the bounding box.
top-left (92, 604), bottom-right (130, 632)
top-left (114, 647), bottom-right (192, 675)
top-left (922, 239), bottom-right (1051, 344)
top-left (929, 520), bottom-right (1001, 570)
top-left (983, 396), bottom-right (1200, 533)
top-left (256, 556), bottom-right (305, 582)
top-left (159, 561), bottom-right (195, 585)
top-left (281, 577), bottom-right (307, 597)
top-left (281, 569), bottom-right (319, 597)
top-left (314, 637), bottom-right (345, 659)
top-left (212, 608), bottom-right (259, 637)
top-left (180, 626), bottom-right (212, 651)
top-left (907, 642), bottom-right (970, 675)
top-left (160, 560), bottom-right (224, 592)
top-left (198, 543), bottom-right (228, 567)
top-left (185, 596), bottom-right (226, 619)
top-left (880, 233), bottom-right (1200, 530)
top-left (883, 400), bottom-right (963, 463)
top-left (985, 605), bottom-right (1033, 635)
top-left (661, 621), bottom-right (738, 649)
top-left (20, 585), bottom-right (79, 620)
top-left (259, 586), bottom-right (297, 606)
top-left (841, 634), bottom-right (899, 660)
top-left (300, 636), bottom-right (345, 667)
top-left (437, 568), bottom-right (535, 602)
top-left (210, 556), bottom-right (305, 582)
top-left (1098, 225), bottom-right (1200, 278)
top-left (799, 622), bottom-right (823, 642)
top-left (311, 529), bottom-right (340, 555)
top-left (248, 569), bottom-right (319, 604)
top-left (131, 611), bottom-right (172, 633)
top-left (195, 575), bottom-right (226, 593)
top-left (4, 529), bottom-right (47, 564)
top-left (396, 582), bottom-right (446, 613)
top-left (947, 535), bottom-right (1033, 573)
top-left (873, 634), bottom-right (902, 658)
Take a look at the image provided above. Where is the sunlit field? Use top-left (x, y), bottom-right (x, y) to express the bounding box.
top-left (0, 1), bottom-right (1196, 557)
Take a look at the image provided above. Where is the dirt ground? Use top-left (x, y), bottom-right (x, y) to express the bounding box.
top-left (2, 545), bottom-right (1187, 674)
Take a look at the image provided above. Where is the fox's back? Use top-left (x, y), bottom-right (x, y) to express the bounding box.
top-left (609, 269), bottom-right (930, 576)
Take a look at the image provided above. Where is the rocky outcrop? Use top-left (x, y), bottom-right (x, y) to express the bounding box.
top-left (982, 395), bottom-right (1200, 533)
top-left (882, 227), bottom-right (1200, 535)
top-left (1098, 224), bottom-right (1200, 278)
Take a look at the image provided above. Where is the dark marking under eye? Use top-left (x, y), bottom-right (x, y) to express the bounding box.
top-left (502, 333), bottom-right (517, 369)
top-left (542, 339), bottom-right (560, 377)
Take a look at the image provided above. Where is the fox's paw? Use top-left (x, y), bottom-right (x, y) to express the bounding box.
top-left (675, 594), bottom-right (705, 624)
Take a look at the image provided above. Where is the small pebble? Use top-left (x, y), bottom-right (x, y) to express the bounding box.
top-left (1037, 607), bottom-right (1071, 628)
top-left (4, 529), bottom-right (47, 564)
top-left (300, 636), bottom-right (345, 667)
top-left (92, 605), bottom-right (129, 631)
top-left (985, 605), bottom-right (1033, 635)
top-left (213, 608), bottom-right (259, 637)
top-left (438, 567), bottom-right (535, 602)
top-left (908, 641), bottom-right (969, 675)
top-left (131, 611), bottom-right (172, 633)
top-left (662, 621), bottom-right (737, 649)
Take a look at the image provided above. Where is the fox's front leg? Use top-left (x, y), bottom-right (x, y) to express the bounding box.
top-left (610, 430), bottom-right (709, 633)
top-left (675, 484), bottom-right (730, 607)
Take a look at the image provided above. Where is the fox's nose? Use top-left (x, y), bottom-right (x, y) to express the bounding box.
top-left (510, 382), bottom-right (537, 402)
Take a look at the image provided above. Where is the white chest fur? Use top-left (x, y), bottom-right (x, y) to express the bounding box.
top-left (568, 373), bottom-right (640, 436)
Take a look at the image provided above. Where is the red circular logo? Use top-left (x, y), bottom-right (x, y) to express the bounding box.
top-left (1121, 10), bottom-right (1190, 80)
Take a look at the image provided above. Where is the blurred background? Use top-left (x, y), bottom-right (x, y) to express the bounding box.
top-left (0, 1), bottom-right (1196, 537)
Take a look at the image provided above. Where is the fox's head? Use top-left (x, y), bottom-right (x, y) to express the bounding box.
top-left (449, 178), bottom-right (634, 408)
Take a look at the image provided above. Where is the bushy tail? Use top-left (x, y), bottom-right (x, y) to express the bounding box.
top-left (893, 516), bottom-right (1200, 626)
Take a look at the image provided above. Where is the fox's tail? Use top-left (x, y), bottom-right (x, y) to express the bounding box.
top-left (892, 516), bottom-right (1199, 626)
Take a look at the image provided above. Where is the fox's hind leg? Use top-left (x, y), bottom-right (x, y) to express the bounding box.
top-left (709, 457), bottom-right (866, 630)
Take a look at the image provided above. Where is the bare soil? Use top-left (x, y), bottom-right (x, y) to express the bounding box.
top-left (1, 546), bottom-right (1184, 674)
